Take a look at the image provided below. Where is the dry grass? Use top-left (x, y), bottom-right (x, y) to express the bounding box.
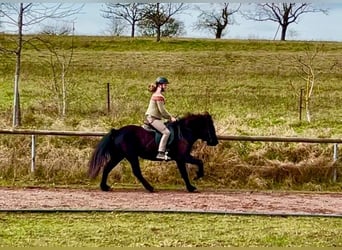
top-left (0, 135), bottom-right (339, 191)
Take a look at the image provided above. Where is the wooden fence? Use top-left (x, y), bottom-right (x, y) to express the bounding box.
top-left (0, 129), bottom-right (340, 181)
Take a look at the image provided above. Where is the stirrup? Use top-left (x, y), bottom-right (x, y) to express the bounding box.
top-left (156, 152), bottom-right (171, 161)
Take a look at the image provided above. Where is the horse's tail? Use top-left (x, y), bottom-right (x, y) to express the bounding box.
top-left (88, 128), bottom-right (117, 179)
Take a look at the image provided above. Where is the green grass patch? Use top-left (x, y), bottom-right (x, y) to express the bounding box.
top-left (0, 212), bottom-right (341, 247)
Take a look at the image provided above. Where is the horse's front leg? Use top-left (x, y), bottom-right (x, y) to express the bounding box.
top-left (185, 155), bottom-right (204, 180)
top-left (176, 160), bottom-right (196, 192)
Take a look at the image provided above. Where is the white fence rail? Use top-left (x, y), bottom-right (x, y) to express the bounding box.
top-left (0, 129), bottom-right (340, 181)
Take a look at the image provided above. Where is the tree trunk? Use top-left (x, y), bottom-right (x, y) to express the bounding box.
top-left (305, 78), bottom-right (312, 123)
top-left (216, 28), bottom-right (223, 39)
top-left (131, 20), bottom-right (135, 38)
top-left (13, 3), bottom-right (24, 128)
top-left (305, 98), bottom-right (311, 123)
top-left (61, 63), bottom-right (66, 117)
top-left (280, 24), bottom-right (287, 41)
top-left (156, 26), bottom-right (161, 42)
top-left (13, 64), bottom-right (21, 127)
top-left (155, 3), bottom-right (161, 42)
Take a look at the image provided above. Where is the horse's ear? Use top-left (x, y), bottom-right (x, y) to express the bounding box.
top-left (203, 111), bottom-right (210, 116)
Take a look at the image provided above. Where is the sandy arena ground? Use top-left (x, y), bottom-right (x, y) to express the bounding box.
top-left (0, 187), bottom-right (341, 216)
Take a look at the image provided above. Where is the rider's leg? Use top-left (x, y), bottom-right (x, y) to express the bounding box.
top-left (150, 119), bottom-right (171, 160)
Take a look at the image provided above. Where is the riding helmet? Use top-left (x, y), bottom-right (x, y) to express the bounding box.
top-left (156, 76), bottom-right (169, 84)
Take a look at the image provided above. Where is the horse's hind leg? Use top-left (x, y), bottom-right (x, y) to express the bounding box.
top-left (100, 155), bottom-right (123, 191)
top-left (127, 157), bottom-right (154, 192)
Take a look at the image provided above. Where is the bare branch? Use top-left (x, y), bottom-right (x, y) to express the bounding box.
top-left (195, 3), bottom-right (240, 39)
top-left (0, 3), bottom-right (83, 127)
top-left (101, 3), bottom-right (146, 37)
top-left (141, 3), bottom-right (187, 41)
top-left (243, 3), bottom-right (328, 40)
top-left (292, 44), bottom-right (328, 122)
top-left (1, 3), bottom-right (83, 30)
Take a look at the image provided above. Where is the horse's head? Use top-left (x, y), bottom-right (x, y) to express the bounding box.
top-left (182, 112), bottom-right (219, 146)
top-left (201, 112), bottom-right (219, 146)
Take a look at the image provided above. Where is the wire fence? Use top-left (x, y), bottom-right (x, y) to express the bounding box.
top-left (0, 129), bottom-right (340, 181)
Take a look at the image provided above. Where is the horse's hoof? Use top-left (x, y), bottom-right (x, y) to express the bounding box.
top-left (100, 184), bottom-right (111, 191)
top-left (145, 186), bottom-right (154, 192)
top-left (187, 186), bottom-right (197, 192)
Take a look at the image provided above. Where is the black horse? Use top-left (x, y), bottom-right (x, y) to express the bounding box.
top-left (88, 112), bottom-right (218, 192)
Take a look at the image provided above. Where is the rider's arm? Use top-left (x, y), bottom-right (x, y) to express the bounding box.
top-left (156, 99), bottom-right (172, 120)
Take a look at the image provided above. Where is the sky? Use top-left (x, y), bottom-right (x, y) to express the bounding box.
top-left (1, 2), bottom-right (342, 41)
top-left (68, 3), bottom-right (342, 41)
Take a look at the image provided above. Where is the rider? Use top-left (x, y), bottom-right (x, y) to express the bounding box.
top-left (145, 76), bottom-right (177, 161)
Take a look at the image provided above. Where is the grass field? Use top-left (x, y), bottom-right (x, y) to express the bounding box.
top-left (1, 35), bottom-right (342, 248)
top-left (0, 35), bottom-right (341, 189)
top-left (1, 212), bottom-right (341, 247)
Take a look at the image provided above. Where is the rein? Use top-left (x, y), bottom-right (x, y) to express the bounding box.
top-left (206, 119), bottom-right (213, 143)
top-left (176, 123), bottom-right (183, 140)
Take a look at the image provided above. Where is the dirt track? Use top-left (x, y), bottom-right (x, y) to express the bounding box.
top-left (0, 187), bottom-right (341, 216)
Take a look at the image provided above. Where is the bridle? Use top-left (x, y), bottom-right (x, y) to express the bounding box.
top-left (205, 118), bottom-right (214, 144)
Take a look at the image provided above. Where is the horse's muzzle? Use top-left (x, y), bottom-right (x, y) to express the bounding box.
top-left (207, 139), bottom-right (218, 146)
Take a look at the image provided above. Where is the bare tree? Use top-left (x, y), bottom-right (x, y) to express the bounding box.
top-left (244, 3), bottom-right (327, 41)
top-left (0, 3), bottom-right (83, 127)
top-left (291, 44), bottom-right (339, 122)
top-left (101, 3), bottom-right (145, 38)
top-left (105, 17), bottom-right (126, 36)
top-left (139, 16), bottom-right (185, 38)
top-left (142, 3), bottom-right (187, 42)
top-left (294, 47), bottom-right (319, 122)
top-left (38, 31), bottom-right (76, 117)
top-left (195, 3), bottom-right (240, 39)
top-left (39, 21), bottom-right (73, 35)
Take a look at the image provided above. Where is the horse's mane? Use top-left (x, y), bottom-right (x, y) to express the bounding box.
top-left (181, 112), bottom-right (196, 119)
top-left (179, 112), bottom-right (198, 123)
top-left (178, 112), bottom-right (211, 126)
top-left (180, 111), bottom-right (210, 119)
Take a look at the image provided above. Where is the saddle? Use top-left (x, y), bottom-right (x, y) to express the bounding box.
top-left (142, 122), bottom-right (175, 146)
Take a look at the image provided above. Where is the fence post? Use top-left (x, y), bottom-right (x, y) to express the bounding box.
top-left (107, 82), bottom-right (111, 114)
top-left (299, 88), bottom-right (304, 121)
top-left (31, 135), bottom-right (36, 172)
top-left (333, 143), bottom-right (338, 182)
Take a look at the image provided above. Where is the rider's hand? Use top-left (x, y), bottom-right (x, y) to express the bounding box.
top-left (170, 116), bottom-right (177, 122)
